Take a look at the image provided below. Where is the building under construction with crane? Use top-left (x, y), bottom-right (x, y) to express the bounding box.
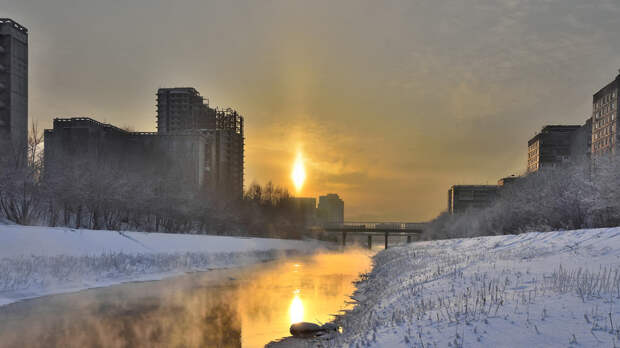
top-left (44, 87), bottom-right (244, 200)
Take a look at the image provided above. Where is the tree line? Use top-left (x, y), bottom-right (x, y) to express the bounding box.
top-left (0, 124), bottom-right (313, 239)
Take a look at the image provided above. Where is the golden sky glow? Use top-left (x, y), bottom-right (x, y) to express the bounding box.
top-left (13, 0), bottom-right (620, 220)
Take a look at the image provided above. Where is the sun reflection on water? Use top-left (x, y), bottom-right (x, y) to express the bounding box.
top-left (0, 250), bottom-right (374, 347)
top-left (289, 291), bottom-right (304, 324)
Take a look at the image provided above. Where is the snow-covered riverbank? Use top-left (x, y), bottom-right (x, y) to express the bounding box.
top-left (334, 227), bottom-right (620, 347)
top-left (0, 225), bottom-right (325, 306)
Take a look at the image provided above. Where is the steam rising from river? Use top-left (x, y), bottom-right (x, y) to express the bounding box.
top-left (0, 249), bottom-right (372, 347)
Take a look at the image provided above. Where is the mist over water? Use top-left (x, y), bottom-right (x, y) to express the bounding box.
top-left (0, 249), bottom-right (372, 348)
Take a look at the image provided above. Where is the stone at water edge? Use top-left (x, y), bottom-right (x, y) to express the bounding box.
top-left (290, 322), bottom-right (323, 337)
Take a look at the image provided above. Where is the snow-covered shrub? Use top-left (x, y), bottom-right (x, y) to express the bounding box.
top-left (423, 158), bottom-right (620, 240)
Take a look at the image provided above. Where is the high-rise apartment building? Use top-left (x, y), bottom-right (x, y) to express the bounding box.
top-left (214, 109), bottom-right (244, 199)
top-left (527, 124), bottom-right (589, 173)
top-left (591, 73), bottom-right (620, 157)
top-left (0, 18), bottom-right (28, 161)
top-left (156, 88), bottom-right (216, 133)
top-left (156, 88), bottom-right (244, 199)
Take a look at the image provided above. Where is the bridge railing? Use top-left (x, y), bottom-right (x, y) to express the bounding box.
top-left (322, 221), bottom-right (427, 230)
top-left (314, 221), bottom-right (427, 249)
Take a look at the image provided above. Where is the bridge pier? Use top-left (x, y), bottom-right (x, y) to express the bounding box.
top-left (384, 232), bottom-right (388, 249)
top-left (367, 235), bottom-right (372, 249)
top-left (342, 231), bottom-right (347, 247)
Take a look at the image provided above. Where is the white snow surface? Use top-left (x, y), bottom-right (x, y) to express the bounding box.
top-left (0, 225), bottom-right (324, 306)
top-left (333, 227), bottom-right (620, 348)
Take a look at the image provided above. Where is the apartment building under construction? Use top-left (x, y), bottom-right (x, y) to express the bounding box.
top-left (44, 87), bottom-right (244, 200)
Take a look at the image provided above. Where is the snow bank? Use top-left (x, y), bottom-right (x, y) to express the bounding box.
top-left (0, 225), bottom-right (324, 306)
top-left (334, 228), bottom-right (620, 347)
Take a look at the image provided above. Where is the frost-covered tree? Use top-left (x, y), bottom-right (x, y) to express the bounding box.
top-left (422, 158), bottom-right (618, 240)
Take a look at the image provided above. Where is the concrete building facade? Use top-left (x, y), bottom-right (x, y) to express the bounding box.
top-left (447, 185), bottom-right (498, 214)
top-left (156, 87), bottom-right (216, 133)
top-left (591, 73), bottom-right (620, 157)
top-left (317, 193), bottom-right (344, 224)
top-left (527, 124), bottom-right (590, 173)
top-left (44, 118), bottom-right (208, 192)
top-left (0, 18), bottom-right (28, 161)
top-left (156, 88), bottom-right (244, 199)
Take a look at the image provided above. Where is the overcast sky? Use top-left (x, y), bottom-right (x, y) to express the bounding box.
top-left (4, 0), bottom-right (620, 220)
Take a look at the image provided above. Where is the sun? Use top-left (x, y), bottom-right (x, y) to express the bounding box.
top-left (291, 153), bottom-right (306, 193)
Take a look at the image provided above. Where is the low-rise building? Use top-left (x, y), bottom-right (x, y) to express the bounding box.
top-left (447, 185), bottom-right (498, 214)
top-left (44, 117), bottom-right (209, 194)
top-left (317, 193), bottom-right (344, 224)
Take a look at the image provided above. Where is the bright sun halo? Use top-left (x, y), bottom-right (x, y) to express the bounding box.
top-left (292, 153), bottom-right (306, 192)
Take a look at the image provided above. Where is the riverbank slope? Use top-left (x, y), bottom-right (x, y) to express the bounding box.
top-left (335, 227), bottom-right (620, 347)
top-left (0, 225), bottom-right (324, 306)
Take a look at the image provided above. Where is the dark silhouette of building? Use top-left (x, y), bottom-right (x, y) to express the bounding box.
top-left (292, 197), bottom-right (317, 226)
top-left (156, 88), bottom-right (244, 199)
top-left (44, 88), bottom-right (245, 200)
top-left (447, 185), bottom-right (498, 214)
top-left (156, 87), bottom-right (216, 133)
top-left (317, 193), bottom-right (344, 224)
top-left (576, 117), bottom-right (593, 162)
top-left (527, 124), bottom-right (590, 173)
top-left (591, 73), bottom-right (619, 157)
top-left (0, 18), bottom-right (28, 162)
top-left (213, 109), bottom-right (244, 199)
top-left (44, 118), bottom-right (208, 192)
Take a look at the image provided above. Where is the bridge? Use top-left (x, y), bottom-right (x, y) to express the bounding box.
top-left (313, 222), bottom-right (426, 249)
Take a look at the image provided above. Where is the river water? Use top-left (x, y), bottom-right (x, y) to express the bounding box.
top-left (0, 248), bottom-right (373, 348)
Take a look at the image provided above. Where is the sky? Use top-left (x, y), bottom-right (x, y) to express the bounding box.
top-left (3, 0), bottom-right (620, 221)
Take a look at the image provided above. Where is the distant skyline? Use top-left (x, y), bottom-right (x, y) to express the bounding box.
top-left (4, 0), bottom-right (620, 221)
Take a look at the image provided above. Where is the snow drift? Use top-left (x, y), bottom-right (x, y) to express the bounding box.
top-left (333, 227), bottom-right (620, 347)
